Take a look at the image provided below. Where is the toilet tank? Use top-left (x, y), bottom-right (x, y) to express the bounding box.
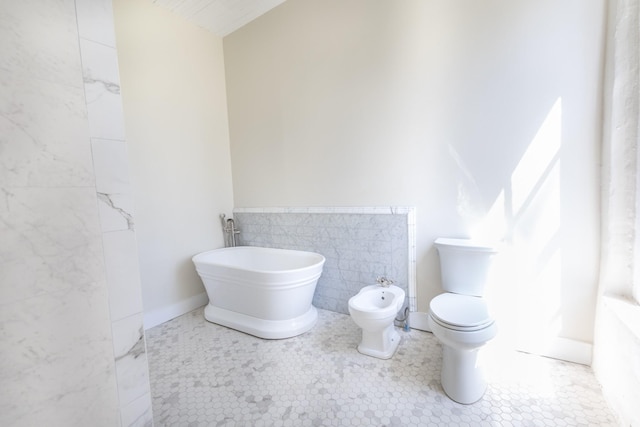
top-left (434, 238), bottom-right (498, 297)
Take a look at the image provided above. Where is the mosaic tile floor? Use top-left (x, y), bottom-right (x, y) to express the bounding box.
top-left (146, 307), bottom-right (618, 426)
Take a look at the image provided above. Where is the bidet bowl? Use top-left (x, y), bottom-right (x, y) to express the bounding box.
top-left (348, 284), bottom-right (405, 320)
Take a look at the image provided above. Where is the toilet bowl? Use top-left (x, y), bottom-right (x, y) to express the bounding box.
top-left (348, 284), bottom-right (405, 359)
top-left (430, 238), bottom-right (498, 404)
top-left (428, 293), bottom-right (497, 404)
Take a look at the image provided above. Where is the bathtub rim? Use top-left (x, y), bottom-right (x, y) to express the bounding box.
top-left (192, 246), bottom-right (326, 275)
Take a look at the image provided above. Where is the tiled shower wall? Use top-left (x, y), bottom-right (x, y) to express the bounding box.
top-left (234, 207), bottom-right (416, 314)
top-left (78, 1), bottom-right (153, 424)
top-left (0, 1), bottom-right (152, 425)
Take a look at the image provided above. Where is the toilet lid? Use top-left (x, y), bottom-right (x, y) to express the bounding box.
top-left (429, 293), bottom-right (493, 329)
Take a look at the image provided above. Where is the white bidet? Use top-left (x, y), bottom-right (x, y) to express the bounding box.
top-left (348, 284), bottom-right (405, 359)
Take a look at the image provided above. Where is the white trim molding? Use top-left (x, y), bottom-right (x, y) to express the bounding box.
top-left (143, 292), bottom-right (209, 330)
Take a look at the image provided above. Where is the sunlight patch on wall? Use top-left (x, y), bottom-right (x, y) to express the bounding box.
top-left (477, 98), bottom-right (564, 353)
top-left (513, 98), bottom-right (563, 353)
top-left (511, 99), bottom-right (562, 215)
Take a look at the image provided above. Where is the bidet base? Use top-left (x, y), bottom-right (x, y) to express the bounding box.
top-left (356, 327), bottom-right (401, 359)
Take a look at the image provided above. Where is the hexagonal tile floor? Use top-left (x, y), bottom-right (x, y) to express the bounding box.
top-left (146, 307), bottom-right (618, 426)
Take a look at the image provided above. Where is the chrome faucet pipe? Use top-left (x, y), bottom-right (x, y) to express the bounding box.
top-left (227, 218), bottom-right (240, 247)
top-left (376, 276), bottom-right (394, 287)
top-left (220, 214), bottom-right (240, 247)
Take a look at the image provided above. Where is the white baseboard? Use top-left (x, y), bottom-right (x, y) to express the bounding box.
top-left (143, 292), bottom-right (209, 330)
top-left (408, 311), bottom-right (431, 332)
top-left (546, 337), bottom-right (593, 365)
top-left (517, 336), bottom-right (593, 365)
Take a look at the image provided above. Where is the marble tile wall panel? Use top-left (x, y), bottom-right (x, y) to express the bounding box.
top-left (0, 0), bottom-right (84, 88)
top-left (76, 1), bottom-right (153, 424)
top-left (92, 139), bottom-right (136, 232)
top-left (92, 138), bottom-right (132, 194)
top-left (102, 230), bottom-right (144, 321)
top-left (121, 393), bottom-right (154, 427)
top-left (112, 314), bottom-right (151, 407)
top-left (98, 191), bottom-right (136, 232)
top-left (1, 0), bottom-right (153, 424)
top-left (0, 73), bottom-right (94, 188)
top-left (0, 283), bottom-right (120, 426)
top-left (80, 37), bottom-right (126, 141)
top-left (234, 211), bottom-right (410, 314)
top-left (76, 14), bottom-right (153, 427)
top-left (110, 311), bottom-right (153, 427)
top-left (75, 0), bottom-right (118, 46)
top-left (0, 188), bottom-right (120, 426)
top-left (0, 0), bottom-right (125, 422)
top-left (0, 188), bottom-right (106, 305)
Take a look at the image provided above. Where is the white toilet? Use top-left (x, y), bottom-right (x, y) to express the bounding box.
top-left (348, 279), bottom-right (405, 359)
top-left (429, 237), bottom-right (498, 404)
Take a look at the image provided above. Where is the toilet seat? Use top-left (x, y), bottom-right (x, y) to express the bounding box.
top-left (429, 293), bottom-right (493, 332)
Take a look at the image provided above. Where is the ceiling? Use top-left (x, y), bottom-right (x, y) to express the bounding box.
top-left (153, 0), bottom-right (286, 37)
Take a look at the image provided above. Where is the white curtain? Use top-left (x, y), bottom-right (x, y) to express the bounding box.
top-left (599, 0), bottom-right (640, 302)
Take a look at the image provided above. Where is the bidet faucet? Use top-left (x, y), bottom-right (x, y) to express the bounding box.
top-left (376, 276), bottom-right (394, 287)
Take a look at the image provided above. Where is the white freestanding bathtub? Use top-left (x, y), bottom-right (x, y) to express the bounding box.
top-left (192, 246), bottom-right (325, 339)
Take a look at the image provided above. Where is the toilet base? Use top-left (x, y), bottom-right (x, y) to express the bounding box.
top-left (441, 345), bottom-right (487, 404)
top-left (356, 324), bottom-right (401, 359)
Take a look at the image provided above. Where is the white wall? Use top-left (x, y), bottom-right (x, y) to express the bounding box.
top-left (224, 0), bottom-right (605, 361)
top-left (113, 0), bottom-right (234, 328)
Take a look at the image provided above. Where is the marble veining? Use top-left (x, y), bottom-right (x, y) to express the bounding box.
top-left (0, 77), bottom-right (95, 188)
top-left (0, 0), bottom-right (84, 88)
top-left (1, 0), bottom-right (153, 425)
top-left (0, 283), bottom-right (120, 426)
top-left (98, 192), bottom-right (135, 230)
top-left (0, 188), bottom-right (107, 305)
top-left (76, 2), bottom-right (153, 424)
top-left (79, 39), bottom-right (126, 141)
top-left (92, 139), bottom-right (136, 232)
top-left (0, 0), bottom-right (123, 419)
top-left (113, 315), bottom-right (151, 406)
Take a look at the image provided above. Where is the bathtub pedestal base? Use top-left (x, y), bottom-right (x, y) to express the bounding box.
top-left (204, 304), bottom-right (318, 339)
